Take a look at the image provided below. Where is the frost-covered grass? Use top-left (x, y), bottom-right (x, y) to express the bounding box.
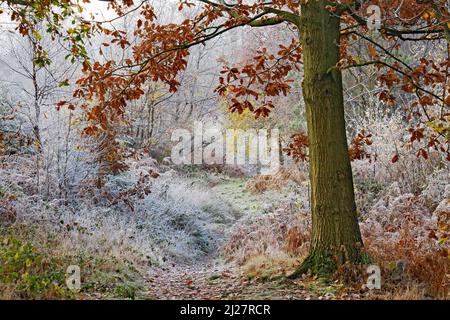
top-left (2, 161), bottom-right (238, 266)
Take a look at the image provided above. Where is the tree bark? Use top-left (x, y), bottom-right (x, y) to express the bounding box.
top-left (30, 36), bottom-right (42, 152)
top-left (290, 1), bottom-right (366, 277)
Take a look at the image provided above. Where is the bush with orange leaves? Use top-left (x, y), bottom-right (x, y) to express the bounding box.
top-left (360, 192), bottom-right (449, 298)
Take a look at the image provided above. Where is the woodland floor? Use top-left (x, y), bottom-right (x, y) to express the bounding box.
top-left (145, 176), bottom-right (295, 300)
top-left (144, 175), bottom-right (366, 300)
top-left (144, 253), bottom-right (368, 300)
top-left (146, 264), bottom-right (314, 300)
top-left (2, 157), bottom-right (446, 300)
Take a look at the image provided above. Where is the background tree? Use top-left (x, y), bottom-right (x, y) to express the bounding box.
top-left (0, 22), bottom-right (80, 198)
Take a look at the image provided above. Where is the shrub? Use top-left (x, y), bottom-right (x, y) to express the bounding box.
top-left (0, 234), bottom-right (71, 299)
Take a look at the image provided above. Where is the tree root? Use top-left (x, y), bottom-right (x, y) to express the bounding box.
top-left (287, 248), bottom-right (370, 280)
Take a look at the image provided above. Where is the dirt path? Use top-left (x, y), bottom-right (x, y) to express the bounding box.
top-left (144, 177), bottom-right (312, 300)
top-left (144, 177), bottom-right (363, 300)
top-left (145, 263), bottom-right (316, 300)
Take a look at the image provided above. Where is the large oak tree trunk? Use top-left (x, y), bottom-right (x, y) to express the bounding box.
top-left (290, 1), bottom-right (365, 277)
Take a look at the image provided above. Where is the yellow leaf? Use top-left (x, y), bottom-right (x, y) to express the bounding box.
top-left (422, 10), bottom-right (435, 20)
